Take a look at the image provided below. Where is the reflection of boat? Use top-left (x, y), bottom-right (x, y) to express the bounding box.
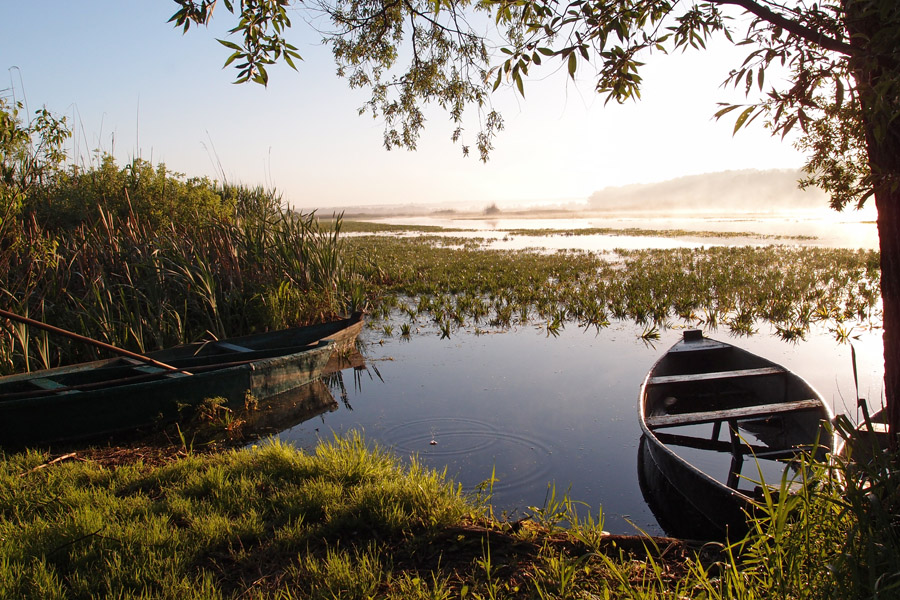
top-left (638, 329), bottom-right (835, 540)
top-left (0, 314), bottom-right (363, 447)
top-left (242, 379), bottom-right (339, 437)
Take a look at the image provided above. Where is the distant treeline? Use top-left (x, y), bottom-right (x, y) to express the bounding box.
top-left (588, 169), bottom-right (828, 213)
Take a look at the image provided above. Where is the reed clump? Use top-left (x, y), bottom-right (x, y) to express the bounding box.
top-left (1, 155), bottom-right (362, 375)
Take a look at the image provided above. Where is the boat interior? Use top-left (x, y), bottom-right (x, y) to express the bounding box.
top-left (644, 338), bottom-right (833, 492)
top-left (0, 340), bottom-right (331, 401)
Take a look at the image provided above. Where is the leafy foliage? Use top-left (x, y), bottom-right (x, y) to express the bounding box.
top-left (171, 0), bottom-right (900, 210)
top-left (0, 99), bottom-right (70, 237)
top-left (171, 0), bottom-right (504, 160)
top-left (27, 154), bottom-right (234, 230)
top-left (169, 0), bottom-right (302, 85)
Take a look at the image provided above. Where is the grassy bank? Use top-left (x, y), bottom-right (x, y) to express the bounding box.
top-left (2, 432), bottom-right (897, 599)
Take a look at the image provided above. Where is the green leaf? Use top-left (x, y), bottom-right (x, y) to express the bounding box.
top-left (713, 104), bottom-right (740, 119)
top-left (733, 106), bottom-right (755, 134)
top-left (223, 51), bottom-right (242, 68)
top-left (217, 39), bottom-right (243, 51)
top-left (567, 52), bottom-right (577, 79)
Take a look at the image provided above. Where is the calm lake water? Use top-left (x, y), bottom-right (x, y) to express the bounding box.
top-left (366, 209), bottom-right (879, 251)
top-left (275, 321), bottom-right (884, 536)
top-left (275, 211), bottom-right (884, 535)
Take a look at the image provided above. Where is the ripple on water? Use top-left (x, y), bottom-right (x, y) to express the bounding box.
top-left (382, 416), bottom-right (555, 495)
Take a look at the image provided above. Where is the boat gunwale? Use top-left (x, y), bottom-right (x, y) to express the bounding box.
top-left (0, 341), bottom-right (334, 409)
top-left (0, 313), bottom-right (364, 400)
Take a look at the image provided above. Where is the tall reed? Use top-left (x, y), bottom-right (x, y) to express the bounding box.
top-left (1, 167), bottom-right (362, 374)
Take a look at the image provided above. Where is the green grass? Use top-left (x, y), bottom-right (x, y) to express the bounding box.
top-left (2, 431), bottom-right (897, 599)
top-left (0, 434), bottom-right (474, 599)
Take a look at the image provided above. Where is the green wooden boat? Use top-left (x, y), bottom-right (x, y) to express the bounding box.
top-left (0, 314), bottom-right (363, 447)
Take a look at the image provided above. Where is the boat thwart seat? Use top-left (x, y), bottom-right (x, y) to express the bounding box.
top-left (645, 398), bottom-right (824, 429)
top-left (30, 377), bottom-right (81, 393)
top-left (646, 366), bottom-right (785, 386)
top-left (123, 358), bottom-right (190, 378)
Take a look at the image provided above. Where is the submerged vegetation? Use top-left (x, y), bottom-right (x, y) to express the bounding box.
top-left (2, 432), bottom-right (898, 599)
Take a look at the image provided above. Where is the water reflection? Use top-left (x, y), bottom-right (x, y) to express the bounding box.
top-left (272, 321), bottom-right (883, 536)
top-left (242, 380), bottom-right (338, 438)
top-left (366, 212), bottom-right (879, 250)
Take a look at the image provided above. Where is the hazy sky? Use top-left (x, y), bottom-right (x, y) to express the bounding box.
top-left (2, 2), bottom-right (809, 210)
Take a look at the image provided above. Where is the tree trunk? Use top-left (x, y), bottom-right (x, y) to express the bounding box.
top-left (844, 0), bottom-right (900, 442)
top-left (875, 182), bottom-right (900, 444)
top-left (862, 111), bottom-right (900, 445)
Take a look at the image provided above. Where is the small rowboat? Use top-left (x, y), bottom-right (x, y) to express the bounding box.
top-left (0, 313), bottom-right (363, 447)
top-left (638, 329), bottom-right (835, 541)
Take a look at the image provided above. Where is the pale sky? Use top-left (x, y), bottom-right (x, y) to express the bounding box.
top-left (1, 1), bottom-right (807, 210)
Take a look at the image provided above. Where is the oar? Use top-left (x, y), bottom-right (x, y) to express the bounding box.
top-left (0, 308), bottom-right (191, 375)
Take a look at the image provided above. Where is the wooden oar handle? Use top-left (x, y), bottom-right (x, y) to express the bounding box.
top-left (0, 308), bottom-right (190, 375)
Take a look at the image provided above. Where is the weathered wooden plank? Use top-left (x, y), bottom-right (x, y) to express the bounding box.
top-left (647, 366), bottom-right (785, 386)
top-left (669, 338), bottom-right (731, 353)
top-left (30, 378), bottom-right (68, 390)
top-left (858, 421), bottom-right (889, 434)
top-left (646, 398), bottom-right (824, 429)
top-left (132, 365), bottom-right (190, 378)
top-left (216, 341), bottom-right (254, 353)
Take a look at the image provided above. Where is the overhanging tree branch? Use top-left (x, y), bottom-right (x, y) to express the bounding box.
top-left (712, 0), bottom-right (855, 55)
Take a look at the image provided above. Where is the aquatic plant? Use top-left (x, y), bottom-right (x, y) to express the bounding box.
top-left (347, 233), bottom-right (880, 341)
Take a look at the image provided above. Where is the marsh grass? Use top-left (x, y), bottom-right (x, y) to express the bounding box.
top-left (349, 234), bottom-right (881, 341)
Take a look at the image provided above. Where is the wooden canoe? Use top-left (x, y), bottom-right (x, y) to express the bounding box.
top-left (0, 313), bottom-right (363, 447)
top-left (638, 329), bottom-right (835, 541)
